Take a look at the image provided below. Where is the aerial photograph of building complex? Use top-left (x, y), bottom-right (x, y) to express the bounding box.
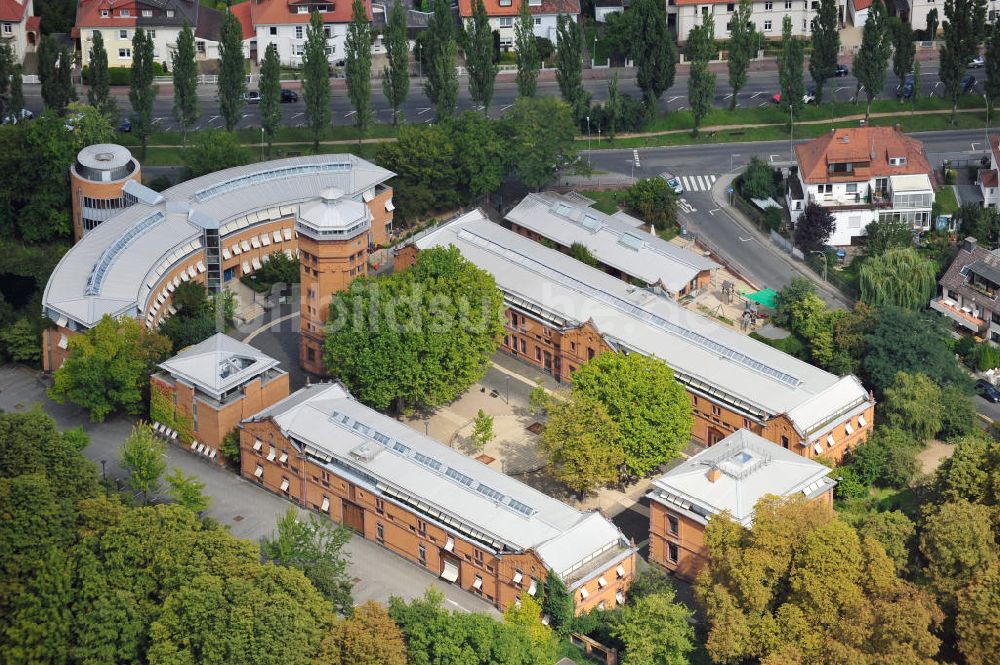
top-left (0, 0), bottom-right (998, 662)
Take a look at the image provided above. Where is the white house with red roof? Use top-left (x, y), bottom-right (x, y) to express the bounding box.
top-left (250, 0), bottom-right (370, 66)
top-left (1, 0), bottom-right (39, 63)
top-left (979, 134), bottom-right (1000, 209)
top-left (456, 0), bottom-right (579, 49)
top-left (672, 1), bottom-right (846, 43)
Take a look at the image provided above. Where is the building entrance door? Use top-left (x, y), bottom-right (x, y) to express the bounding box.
top-left (342, 499), bottom-right (365, 533)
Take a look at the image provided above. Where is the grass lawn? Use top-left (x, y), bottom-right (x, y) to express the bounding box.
top-left (836, 485), bottom-right (921, 520)
top-left (578, 189), bottom-right (623, 214)
top-left (936, 186), bottom-right (959, 216)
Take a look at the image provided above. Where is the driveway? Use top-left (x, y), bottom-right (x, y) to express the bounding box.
top-left (0, 364), bottom-right (498, 616)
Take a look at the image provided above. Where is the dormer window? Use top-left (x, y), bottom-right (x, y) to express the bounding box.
top-left (889, 157), bottom-right (906, 166)
top-left (166, 9), bottom-right (174, 16)
top-left (101, 9), bottom-right (109, 17)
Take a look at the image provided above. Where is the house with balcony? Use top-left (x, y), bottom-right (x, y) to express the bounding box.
top-left (1, 0), bottom-right (39, 63)
top-left (788, 126), bottom-right (934, 246)
top-left (931, 236), bottom-right (1000, 343)
top-left (251, 0), bottom-right (368, 66)
top-left (456, 0), bottom-right (579, 50)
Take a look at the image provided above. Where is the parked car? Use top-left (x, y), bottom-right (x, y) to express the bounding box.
top-left (834, 64), bottom-right (850, 77)
top-left (975, 379), bottom-right (1000, 403)
top-left (803, 86), bottom-right (816, 104)
top-left (969, 55), bottom-right (985, 69)
top-left (898, 75), bottom-right (915, 100)
top-left (659, 172), bottom-right (683, 195)
top-left (1, 108), bottom-right (33, 125)
top-left (118, 118), bottom-right (132, 133)
top-left (771, 91), bottom-right (781, 104)
top-left (244, 90), bottom-right (261, 104)
top-left (962, 74), bottom-right (978, 94)
top-left (280, 88), bottom-right (299, 103)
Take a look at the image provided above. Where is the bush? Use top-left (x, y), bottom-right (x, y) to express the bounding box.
top-left (938, 385), bottom-right (978, 440)
top-left (968, 342), bottom-right (1000, 371)
top-left (183, 130), bottom-right (252, 178)
top-left (761, 206), bottom-right (783, 232)
top-left (843, 427), bottom-right (920, 490)
top-left (535, 36), bottom-right (554, 61)
top-left (740, 156), bottom-right (778, 199)
top-left (146, 175), bottom-right (173, 192)
top-left (82, 62), bottom-right (166, 86)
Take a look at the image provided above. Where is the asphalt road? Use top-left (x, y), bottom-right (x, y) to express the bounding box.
top-left (22, 58), bottom-right (971, 132)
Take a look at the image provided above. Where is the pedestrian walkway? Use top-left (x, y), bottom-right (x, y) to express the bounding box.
top-left (679, 174), bottom-right (719, 192)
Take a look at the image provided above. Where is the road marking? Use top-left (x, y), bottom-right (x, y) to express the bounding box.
top-left (344, 110), bottom-right (357, 117)
top-left (291, 112), bottom-right (304, 119)
top-left (153, 116), bottom-right (165, 123)
top-left (739, 236), bottom-right (753, 242)
top-left (758, 101), bottom-right (768, 107)
top-left (474, 104), bottom-right (485, 111)
top-left (676, 105), bottom-right (685, 110)
top-left (972, 142), bottom-right (982, 152)
top-left (679, 174), bottom-right (717, 191)
top-left (444, 598), bottom-right (471, 613)
top-left (769, 154), bottom-right (781, 162)
top-left (208, 115), bottom-right (220, 122)
top-left (632, 149), bottom-right (640, 168)
top-left (835, 86), bottom-right (848, 93)
top-left (708, 208), bottom-right (720, 215)
top-left (241, 113), bottom-right (249, 119)
top-left (417, 107), bottom-right (432, 115)
top-left (500, 104), bottom-right (512, 111)
top-left (667, 95), bottom-right (682, 103)
top-left (723, 93), bottom-right (733, 100)
top-left (750, 91), bottom-right (764, 98)
top-left (296, 122), bottom-right (305, 127)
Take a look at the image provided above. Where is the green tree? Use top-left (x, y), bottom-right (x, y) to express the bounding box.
top-left (555, 14), bottom-right (588, 119)
top-left (809, 0), bottom-right (840, 104)
top-left (9, 63), bottom-right (22, 119)
top-left (542, 394), bottom-right (624, 498)
top-left (855, 510), bottom-right (916, 573)
top-left (605, 72), bottom-right (621, 139)
top-left (854, 0), bottom-right (893, 121)
top-left (172, 23), bottom-right (199, 143)
top-left (218, 9), bottom-right (246, 132)
top-left (528, 379), bottom-right (549, 416)
top-left (303, 10), bottom-right (331, 148)
top-left (926, 7), bottom-right (939, 38)
top-left (740, 156), bottom-right (777, 198)
top-left (941, 0), bottom-right (987, 123)
top-left (315, 601), bottom-right (407, 665)
top-left (382, 0), bottom-right (410, 125)
top-left (864, 216), bottom-right (913, 256)
top-left (0, 43), bottom-right (10, 122)
top-left (571, 352), bottom-right (693, 477)
top-left (986, 21), bottom-right (1000, 116)
top-left (727, 0), bottom-right (756, 109)
top-left (164, 467), bottom-right (211, 514)
top-left (778, 15), bottom-right (805, 118)
top-left (938, 384), bottom-right (978, 440)
top-left (374, 123), bottom-right (461, 220)
top-left (890, 17), bottom-right (916, 93)
top-left (87, 31), bottom-right (115, 117)
top-left (345, 0), bottom-right (373, 146)
top-left (465, 0), bottom-right (498, 114)
top-left (955, 563), bottom-right (1000, 665)
top-left (129, 28), bottom-right (156, 156)
top-left (859, 247), bottom-right (936, 310)
top-left (912, 57), bottom-right (922, 103)
top-left (183, 130), bottom-right (252, 177)
top-left (632, 0), bottom-right (676, 109)
top-left (424, 0), bottom-right (458, 121)
top-left (920, 500), bottom-right (999, 609)
top-left (883, 372), bottom-right (942, 441)
top-left (930, 433), bottom-right (999, 506)
top-left (611, 589), bottom-right (695, 665)
top-left (0, 318), bottom-right (40, 363)
top-left (503, 593), bottom-right (558, 664)
top-left (259, 43), bottom-right (282, 155)
top-left (452, 110), bottom-right (506, 200)
top-left (568, 241), bottom-right (598, 266)
top-left (793, 202), bottom-right (835, 252)
top-left (686, 11), bottom-right (716, 136)
top-left (514, 0), bottom-right (540, 97)
top-left (501, 96), bottom-right (577, 191)
top-left (622, 176), bottom-right (678, 230)
top-left (120, 423), bottom-right (167, 503)
top-left (49, 315), bottom-right (171, 422)
top-left (39, 36), bottom-right (74, 114)
top-left (541, 569), bottom-right (574, 634)
top-left (261, 508), bottom-right (354, 616)
top-left (470, 408), bottom-right (495, 450)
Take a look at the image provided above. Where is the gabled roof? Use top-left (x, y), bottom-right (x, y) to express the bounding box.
top-left (457, 0), bottom-right (580, 18)
top-left (197, 4), bottom-right (254, 42)
top-left (505, 192), bottom-right (719, 293)
top-left (795, 126), bottom-right (932, 184)
top-left (0, 0), bottom-right (32, 22)
top-left (648, 429), bottom-right (835, 526)
top-left (939, 238), bottom-right (1000, 314)
top-left (158, 333), bottom-right (281, 400)
top-left (253, 0), bottom-right (371, 26)
top-left (75, 0), bottom-right (139, 28)
top-left (250, 382), bottom-right (632, 581)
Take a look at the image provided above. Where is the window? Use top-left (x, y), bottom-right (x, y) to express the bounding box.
top-left (764, 0), bottom-right (772, 8)
top-left (764, 19), bottom-right (772, 30)
top-left (324, 25), bottom-right (332, 38)
top-left (846, 183), bottom-right (858, 193)
top-left (376, 497), bottom-right (385, 513)
top-left (148, 30), bottom-right (156, 38)
top-left (142, 9), bottom-right (152, 17)
top-left (587, 347), bottom-right (595, 360)
top-left (418, 544), bottom-right (426, 565)
top-left (119, 48), bottom-right (131, 58)
top-left (101, 9), bottom-right (109, 17)
top-left (667, 542), bottom-right (679, 563)
top-left (376, 522), bottom-right (384, 543)
top-left (499, 0), bottom-right (512, 5)
top-left (784, 0), bottom-right (792, 7)
top-left (533, 17), bottom-right (541, 25)
top-left (743, 418), bottom-right (752, 428)
top-left (711, 404), bottom-right (721, 416)
top-left (498, 17), bottom-right (513, 27)
top-left (701, 6), bottom-right (709, 14)
top-left (417, 519), bottom-right (426, 535)
top-left (474, 548), bottom-right (484, 563)
top-left (726, 2), bottom-right (734, 10)
top-left (889, 157), bottom-right (907, 166)
top-left (781, 435), bottom-right (790, 449)
top-left (120, 9), bottom-right (130, 16)
top-left (307, 347), bottom-right (315, 361)
top-left (166, 9), bottom-right (174, 16)
top-left (667, 514), bottom-right (679, 536)
top-left (119, 29), bottom-right (129, 39)
top-left (295, 25), bottom-right (303, 39)
top-left (535, 346), bottom-right (541, 361)
top-left (520, 339), bottom-right (526, 353)
top-left (297, 5), bottom-right (309, 12)
top-left (270, 26), bottom-right (278, 35)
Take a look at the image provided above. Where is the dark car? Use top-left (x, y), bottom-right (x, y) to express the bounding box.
top-left (975, 379), bottom-right (1000, 403)
top-left (118, 117), bottom-right (132, 132)
top-left (898, 75), bottom-right (915, 100)
top-left (962, 74), bottom-right (977, 94)
top-left (834, 64), bottom-right (850, 77)
top-left (280, 88), bottom-right (299, 103)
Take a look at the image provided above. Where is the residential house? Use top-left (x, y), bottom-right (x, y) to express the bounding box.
top-left (979, 134), bottom-right (1000, 208)
top-left (788, 126), bottom-right (935, 246)
top-left (930, 236), bottom-right (1000, 342)
top-left (647, 428), bottom-right (835, 581)
top-left (672, 1), bottom-right (846, 43)
top-left (593, 0), bottom-right (625, 22)
top-left (195, 2), bottom-right (254, 61)
top-left (151, 333), bottom-right (290, 463)
top-left (399, 210), bottom-right (875, 461)
top-left (456, 0), bottom-right (579, 50)
top-left (504, 191), bottom-right (720, 299)
top-left (74, 0), bottom-right (200, 69)
top-left (250, 0), bottom-right (370, 66)
top-left (0, 0), bottom-right (39, 63)
top-left (241, 381), bottom-right (638, 613)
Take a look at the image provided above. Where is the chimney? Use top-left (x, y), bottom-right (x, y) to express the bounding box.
top-left (964, 236), bottom-right (978, 253)
top-left (706, 467), bottom-right (721, 483)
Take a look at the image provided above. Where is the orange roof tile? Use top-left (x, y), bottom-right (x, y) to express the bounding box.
top-left (0, 0), bottom-right (31, 21)
top-left (75, 0), bottom-right (138, 28)
top-left (982, 169), bottom-right (999, 188)
top-left (794, 126), bottom-right (932, 184)
top-left (230, 1), bottom-right (254, 40)
top-left (25, 14), bottom-right (40, 29)
top-left (457, 0), bottom-right (580, 18)
top-left (253, 0), bottom-right (371, 25)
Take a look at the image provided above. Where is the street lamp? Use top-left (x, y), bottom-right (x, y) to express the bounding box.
top-left (250, 275), bottom-right (257, 306)
top-left (505, 375), bottom-right (510, 405)
top-left (586, 116), bottom-right (591, 166)
top-left (593, 36), bottom-right (598, 67)
top-left (261, 126), bottom-right (265, 161)
top-left (984, 92), bottom-right (991, 150)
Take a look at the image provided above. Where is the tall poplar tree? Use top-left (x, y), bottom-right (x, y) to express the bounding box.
top-left (345, 0), bottom-right (373, 145)
top-left (778, 14), bottom-right (805, 118)
top-left (514, 0), bottom-right (540, 97)
top-left (57, 48), bottom-right (76, 110)
top-left (606, 72), bottom-right (620, 139)
top-left (10, 64), bottom-right (22, 117)
top-left (259, 43), bottom-right (282, 155)
top-left (129, 29), bottom-right (156, 156)
top-left (853, 0), bottom-right (892, 121)
top-left (424, 0), bottom-right (458, 121)
top-left (727, 0), bottom-right (755, 109)
top-left (555, 14), bottom-right (587, 119)
top-left (687, 10), bottom-right (715, 135)
top-left (465, 0), bottom-right (497, 114)
top-left (87, 31), bottom-right (114, 116)
top-left (382, 0), bottom-right (410, 125)
top-left (303, 10), bottom-right (331, 148)
top-left (985, 21), bottom-right (1000, 119)
top-left (0, 44), bottom-right (10, 121)
top-left (172, 23), bottom-right (199, 144)
top-left (632, 0), bottom-right (676, 109)
top-left (38, 35), bottom-right (61, 111)
top-left (218, 9), bottom-right (246, 131)
top-left (890, 18), bottom-right (916, 93)
top-left (809, 0), bottom-right (840, 104)
top-left (941, 0), bottom-right (987, 123)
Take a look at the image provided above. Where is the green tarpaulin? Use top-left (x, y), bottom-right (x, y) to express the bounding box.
top-left (741, 288), bottom-right (778, 309)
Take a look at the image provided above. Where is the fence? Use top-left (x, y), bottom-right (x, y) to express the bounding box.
top-left (804, 252), bottom-right (858, 299)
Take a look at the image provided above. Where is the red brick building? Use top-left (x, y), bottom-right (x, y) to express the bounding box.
top-left (240, 382), bottom-right (637, 613)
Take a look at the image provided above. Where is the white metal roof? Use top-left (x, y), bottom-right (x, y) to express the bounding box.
top-left (648, 429), bottom-right (836, 526)
top-left (414, 210), bottom-right (869, 432)
top-left (889, 173), bottom-right (933, 192)
top-left (157, 333), bottom-right (281, 401)
top-left (44, 154), bottom-right (394, 328)
top-left (251, 382), bottom-right (630, 577)
top-left (504, 192), bottom-right (719, 293)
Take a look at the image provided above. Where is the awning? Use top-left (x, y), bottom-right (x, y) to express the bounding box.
top-left (253, 439), bottom-right (262, 451)
top-left (615, 592), bottom-right (625, 605)
top-left (251, 236), bottom-right (261, 248)
top-left (55, 315), bottom-right (67, 328)
top-left (190, 440), bottom-right (198, 449)
top-left (208, 449), bottom-right (216, 459)
top-left (616, 565), bottom-right (626, 578)
top-left (528, 579), bottom-right (537, 596)
top-left (445, 536), bottom-right (455, 552)
top-left (579, 586), bottom-right (589, 599)
top-left (280, 478), bottom-right (290, 492)
top-left (597, 576), bottom-right (607, 588)
top-left (742, 287), bottom-right (779, 309)
top-left (279, 452), bottom-right (288, 463)
top-left (167, 281), bottom-right (176, 292)
top-left (241, 240), bottom-right (251, 252)
top-left (845, 422), bottom-right (854, 435)
top-left (187, 266), bottom-right (197, 278)
top-left (858, 415), bottom-right (867, 427)
top-left (251, 257), bottom-right (262, 270)
top-left (196, 443), bottom-right (204, 454)
top-left (232, 243), bottom-right (242, 255)
top-left (167, 305), bottom-right (177, 315)
top-left (242, 261), bottom-right (252, 275)
top-left (254, 465), bottom-right (264, 477)
top-left (513, 571), bottom-right (523, 584)
top-left (283, 228), bottom-right (293, 241)
top-left (321, 497), bottom-right (330, 512)
top-left (172, 276), bottom-right (181, 288)
top-left (827, 434), bottom-right (835, 447)
top-left (222, 248), bottom-right (232, 260)
top-left (180, 271), bottom-right (190, 282)
top-left (261, 233), bottom-right (271, 246)
top-left (473, 576), bottom-right (483, 590)
top-left (267, 447), bottom-right (276, 461)
top-left (814, 442), bottom-right (823, 455)
top-left (385, 199), bottom-right (394, 212)
top-left (57, 334), bottom-right (68, 350)
top-left (363, 189), bottom-right (375, 202)
top-left (196, 261), bottom-right (206, 273)
top-left (440, 560), bottom-right (459, 583)
top-left (272, 231), bottom-right (282, 243)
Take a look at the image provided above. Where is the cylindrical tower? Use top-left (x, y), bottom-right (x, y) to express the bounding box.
top-left (70, 143), bottom-right (141, 242)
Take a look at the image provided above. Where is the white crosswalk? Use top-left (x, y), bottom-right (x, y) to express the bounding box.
top-left (678, 174), bottom-right (718, 192)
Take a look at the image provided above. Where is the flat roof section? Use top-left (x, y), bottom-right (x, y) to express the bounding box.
top-left (158, 333), bottom-right (282, 402)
